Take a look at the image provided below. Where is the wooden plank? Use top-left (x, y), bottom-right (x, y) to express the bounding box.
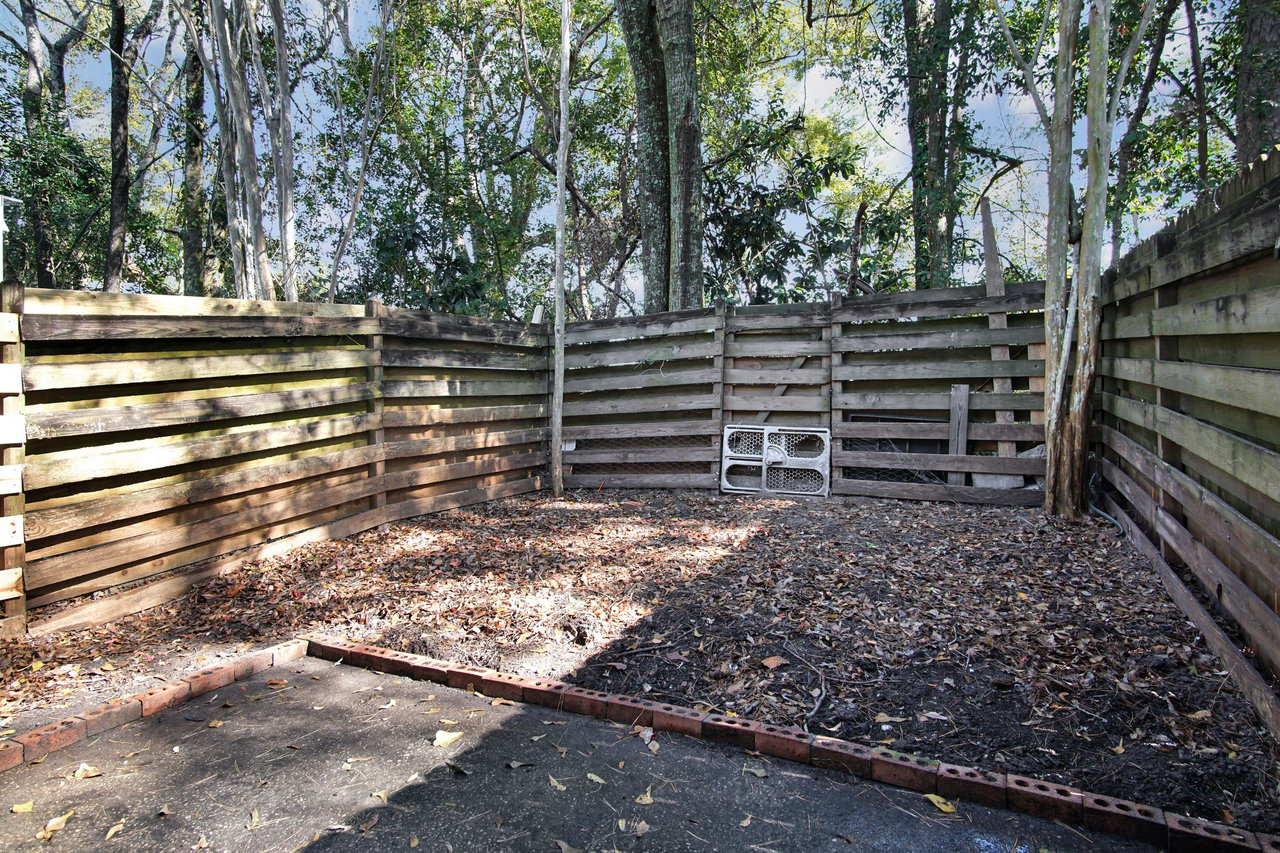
top-left (0, 567), bottom-right (21, 602)
top-left (1106, 284), bottom-right (1280, 339)
top-left (563, 473), bottom-right (718, 490)
top-left (382, 379), bottom-right (549, 399)
top-left (981, 198), bottom-right (1018, 460)
top-left (725, 313), bottom-right (829, 332)
top-left (723, 395), bottom-right (829, 412)
top-left (563, 421), bottom-right (721, 440)
top-left (27, 384), bottom-right (376, 440)
top-left (1105, 457), bottom-right (1280, 675)
top-left (833, 450), bottom-right (1044, 475)
top-left (1102, 495), bottom-right (1280, 745)
top-left (832, 478), bottom-right (1043, 506)
top-left (833, 286), bottom-right (1045, 324)
top-left (835, 392), bottom-right (1043, 411)
top-left (27, 477), bottom-right (384, 589)
top-left (24, 349), bottom-right (373, 391)
top-left (0, 515), bottom-right (21, 548)
top-left (27, 505), bottom-right (390, 635)
top-left (0, 364), bottom-right (20, 395)
top-left (381, 427), bottom-right (547, 462)
top-left (26, 414), bottom-right (375, 490)
top-left (382, 475), bottom-right (543, 525)
top-left (26, 445), bottom-right (382, 540)
top-left (23, 287), bottom-right (367, 318)
top-left (565, 313), bottom-right (718, 345)
top-left (381, 316), bottom-right (546, 347)
top-left (0, 314), bottom-right (17, 344)
top-left (833, 325), bottom-right (1044, 353)
top-left (0, 465), bottom-right (20, 496)
top-left (835, 422), bottom-right (1044, 441)
top-left (565, 305), bottom-right (715, 335)
top-left (947, 384), bottom-right (970, 485)
top-left (22, 314), bottom-right (380, 341)
top-left (383, 451), bottom-right (547, 492)
top-left (0, 283), bottom-right (24, 635)
top-left (1099, 357), bottom-right (1280, 420)
top-left (1150, 198), bottom-right (1280, 290)
top-left (1101, 393), bottom-right (1280, 502)
top-left (724, 368), bottom-right (829, 385)
top-left (1100, 424), bottom-right (1280, 600)
top-left (564, 447), bottom-right (718, 465)
top-left (564, 394), bottom-right (719, 418)
top-left (382, 349), bottom-right (548, 371)
top-left (726, 339), bottom-right (828, 357)
top-left (565, 340), bottom-right (717, 369)
top-left (833, 361), bottom-right (1044, 382)
top-left (562, 369), bottom-right (720, 394)
top-left (382, 404), bottom-right (547, 429)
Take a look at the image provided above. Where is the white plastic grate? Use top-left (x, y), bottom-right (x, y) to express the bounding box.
top-left (721, 425), bottom-right (830, 497)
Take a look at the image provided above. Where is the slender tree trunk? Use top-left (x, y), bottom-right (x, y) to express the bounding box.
top-left (1237, 0), bottom-right (1280, 163)
top-left (181, 20), bottom-right (208, 297)
top-left (1041, 0), bottom-right (1083, 518)
top-left (105, 0), bottom-right (129, 293)
top-left (1185, 0), bottom-right (1209, 180)
top-left (18, 0), bottom-right (55, 289)
top-left (655, 0), bottom-right (703, 310)
top-left (268, 0), bottom-right (297, 300)
top-left (616, 0), bottom-right (672, 313)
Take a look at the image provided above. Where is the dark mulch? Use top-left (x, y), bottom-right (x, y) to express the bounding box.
top-left (2, 490), bottom-right (1276, 833)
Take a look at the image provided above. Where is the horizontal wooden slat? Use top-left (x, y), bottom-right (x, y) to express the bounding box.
top-left (25, 349), bottom-right (373, 391)
top-left (723, 395), bottom-right (829, 412)
top-left (1100, 357), bottom-right (1280, 419)
top-left (381, 316), bottom-right (545, 347)
top-left (832, 478), bottom-right (1043, 505)
top-left (565, 308), bottom-right (717, 342)
top-left (726, 340), bottom-right (827, 357)
top-left (382, 428), bottom-right (546, 462)
top-left (27, 384), bottom-right (376, 440)
top-left (833, 285), bottom-right (1045, 323)
top-left (383, 379), bottom-right (548, 398)
top-left (382, 350), bottom-right (547, 371)
top-left (565, 340), bottom-right (717, 369)
top-left (834, 324), bottom-right (1045, 353)
top-left (0, 567), bottom-right (21, 602)
top-left (382, 404), bottom-right (547, 429)
top-left (563, 473), bottom-right (718, 489)
top-left (26, 414), bottom-right (374, 490)
top-left (23, 314), bottom-right (380, 340)
top-left (834, 361), bottom-right (1044, 382)
top-left (384, 451), bottom-right (547, 492)
top-left (725, 368), bottom-right (829, 385)
top-left (1101, 393), bottom-right (1280, 502)
top-left (23, 288), bottom-right (367, 317)
top-left (1106, 284), bottom-right (1280, 339)
top-left (382, 476), bottom-right (543, 525)
top-left (564, 394), bottom-right (719, 418)
top-left (563, 369), bottom-right (719, 394)
top-left (564, 447), bottom-right (718, 465)
top-left (834, 450), bottom-right (1044, 475)
top-left (834, 392), bottom-right (1043, 411)
top-left (563, 421), bottom-right (721, 440)
top-left (0, 314), bottom-right (18, 343)
top-left (834, 422), bottom-right (1044, 442)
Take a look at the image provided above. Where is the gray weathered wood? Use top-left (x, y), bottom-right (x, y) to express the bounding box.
top-left (947, 384), bottom-right (970, 485)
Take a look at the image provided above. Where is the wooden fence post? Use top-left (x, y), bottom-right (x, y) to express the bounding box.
top-left (365, 298), bottom-right (387, 528)
top-left (947, 383), bottom-right (971, 486)
top-left (0, 281), bottom-right (25, 636)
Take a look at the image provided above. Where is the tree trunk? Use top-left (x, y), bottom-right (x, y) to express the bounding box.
top-left (181, 21), bottom-right (208, 297)
top-left (1185, 0), bottom-right (1208, 180)
top-left (17, 0), bottom-right (55, 289)
top-left (616, 0), bottom-right (672, 313)
top-left (1041, 0), bottom-right (1083, 518)
top-left (104, 0), bottom-right (129, 293)
top-left (1237, 0), bottom-right (1280, 164)
top-left (655, 0), bottom-right (703, 311)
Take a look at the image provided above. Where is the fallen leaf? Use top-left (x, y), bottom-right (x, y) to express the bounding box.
top-left (359, 814), bottom-right (379, 832)
top-left (372, 790), bottom-right (388, 804)
top-left (192, 836), bottom-right (208, 850)
top-left (740, 815), bottom-right (752, 827)
top-left (36, 810), bottom-right (73, 840)
top-left (633, 819), bottom-right (650, 837)
top-left (507, 761), bottom-right (533, 769)
top-left (635, 786), bottom-right (654, 805)
top-left (266, 679), bottom-right (288, 689)
top-left (11, 801), bottom-right (32, 813)
top-left (761, 656), bottom-right (790, 670)
top-left (246, 808), bottom-right (261, 830)
top-left (548, 774), bottom-right (567, 791)
top-left (444, 760), bottom-right (471, 776)
top-left (924, 794), bottom-right (956, 814)
top-left (410, 836), bottom-right (419, 848)
top-left (553, 840), bottom-right (582, 853)
top-left (440, 719), bottom-right (459, 725)
top-left (207, 720), bottom-right (224, 729)
top-left (30, 661), bottom-right (44, 672)
top-left (378, 699), bottom-right (397, 710)
top-left (433, 730), bottom-right (463, 748)
top-left (587, 773), bottom-right (606, 785)
top-left (647, 740), bottom-right (660, 755)
top-left (105, 820), bottom-right (124, 841)
top-left (743, 766), bottom-right (768, 778)
top-left (874, 713), bottom-right (907, 723)
top-left (70, 762), bottom-right (102, 779)
top-left (490, 698), bottom-right (516, 706)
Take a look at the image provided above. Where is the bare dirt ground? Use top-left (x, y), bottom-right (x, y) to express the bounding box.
top-left (3, 490), bottom-right (1277, 834)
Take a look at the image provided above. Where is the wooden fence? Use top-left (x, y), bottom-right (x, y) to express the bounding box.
top-left (17, 291), bottom-right (546, 634)
top-left (1097, 156), bottom-right (1280, 725)
top-left (562, 288), bottom-right (1048, 500)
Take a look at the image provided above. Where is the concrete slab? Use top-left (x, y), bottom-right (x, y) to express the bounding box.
top-left (0, 657), bottom-right (1159, 852)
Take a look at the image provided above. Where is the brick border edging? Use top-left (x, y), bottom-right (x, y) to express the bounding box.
top-left (302, 635), bottom-right (1275, 853)
top-left (0, 639), bottom-right (308, 772)
top-left (0, 634), bottom-right (1271, 853)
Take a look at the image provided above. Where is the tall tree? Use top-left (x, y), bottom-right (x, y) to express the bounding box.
top-left (616, 0), bottom-right (703, 313)
top-left (1237, 0), bottom-right (1280, 162)
top-left (180, 2), bottom-right (210, 296)
top-left (16, 0), bottom-right (55, 288)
